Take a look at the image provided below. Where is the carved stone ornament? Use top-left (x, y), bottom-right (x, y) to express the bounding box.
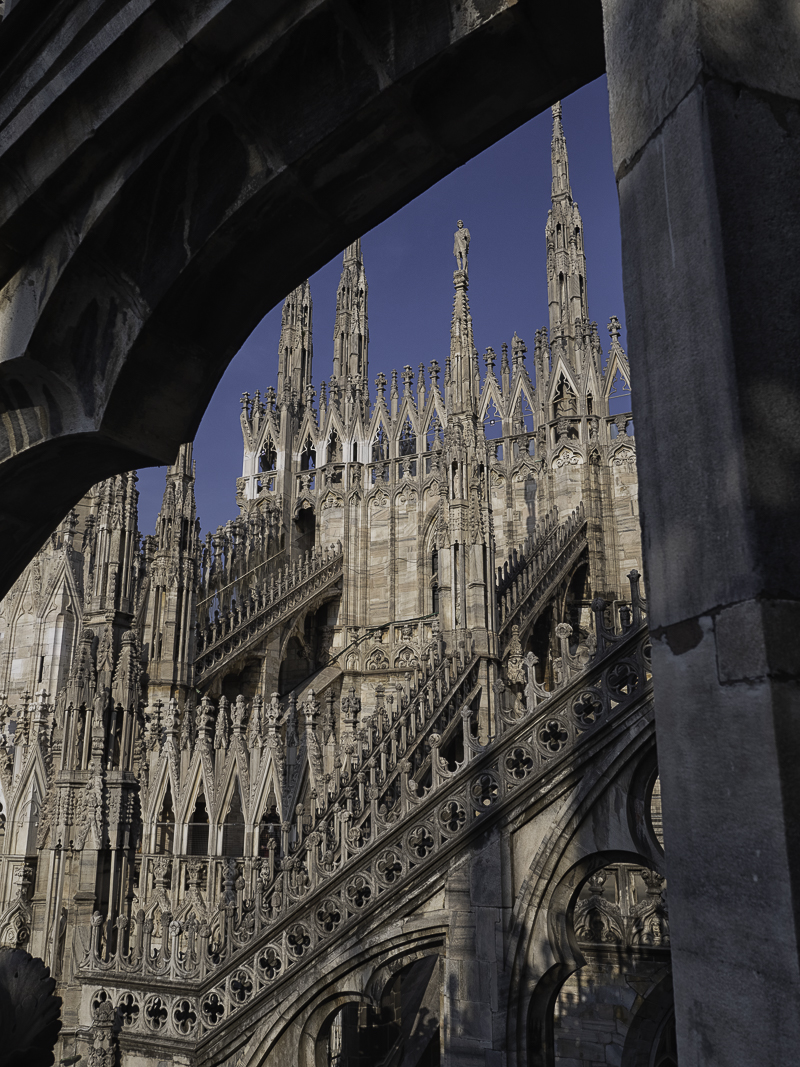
top-left (0, 947), bottom-right (62, 1067)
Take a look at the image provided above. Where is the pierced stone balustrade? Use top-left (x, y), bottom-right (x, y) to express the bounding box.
top-left (78, 573), bottom-right (651, 1052)
top-left (194, 543), bottom-right (343, 687)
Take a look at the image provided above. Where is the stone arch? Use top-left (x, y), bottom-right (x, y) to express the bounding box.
top-left (621, 978), bottom-right (676, 1067)
top-left (304, 992), bottom-right (376, 1067)
top-left (505, 720), bottom-right (661, 1067)
top-left (237, 928), bottom-right (447, 1067)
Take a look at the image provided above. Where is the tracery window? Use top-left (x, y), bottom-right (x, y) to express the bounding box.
top-left (155, 787), bottom-right (174, 854)
top-left (187, 792), bottom-right (209, 856)
top-left (222, 787), bottom-right (245, 856)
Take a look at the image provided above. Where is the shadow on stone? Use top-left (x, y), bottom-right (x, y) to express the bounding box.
top-left (0, 947), bottom-right (62, 1067)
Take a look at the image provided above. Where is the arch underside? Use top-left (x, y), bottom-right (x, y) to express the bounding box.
top-left (0, 0), bottom-right (604, 597)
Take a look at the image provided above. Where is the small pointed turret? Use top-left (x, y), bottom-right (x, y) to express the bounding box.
top-left (277, 281), bottom-right (313, 401)
top-left (333, 239), bottom-right (368, 406)
top-left (141, 443), bottom-right (200, 704)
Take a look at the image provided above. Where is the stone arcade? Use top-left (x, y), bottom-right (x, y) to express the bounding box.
top-left (0, 111), bottom-right (666, 1065)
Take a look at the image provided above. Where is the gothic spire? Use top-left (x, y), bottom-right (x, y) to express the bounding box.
top-left (550, 100), bottom-right (572, 201)
top-left (545, 101), bottom-right (589, 357)
top-left (450, 220), bottom-right (478, 415)
top-left (277, 280), bottom-right (313, 401)
top-left (333, 239), bottom-right (368, 404)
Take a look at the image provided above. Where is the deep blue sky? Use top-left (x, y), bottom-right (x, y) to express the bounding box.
top-left (137, 75), bottom-right (627, 538)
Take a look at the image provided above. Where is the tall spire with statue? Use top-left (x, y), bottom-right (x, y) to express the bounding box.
top-left (449, 220), bottom-right (478, 414)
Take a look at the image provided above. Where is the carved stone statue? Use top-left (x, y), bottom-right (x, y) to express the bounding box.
top-left (453, 219), bottom-right (470, 272)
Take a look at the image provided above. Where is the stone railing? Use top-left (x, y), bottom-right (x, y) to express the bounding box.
top-left (494, 506), bottom-right (561, 598)
top-left (194, 543), bottom-right (343, 685)
top-left (79, 577), bottom-right (650, 1048)
top-left (497, 502), bottom-right (587, 633)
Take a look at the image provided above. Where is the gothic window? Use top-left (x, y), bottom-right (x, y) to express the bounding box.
top-left (371, 426), bottom-right (389, 462)
top-left (12, 784), bottom-right (39, 855)
top-left (222, 785), bottom-right (245, 856)
top-left (258, 801), bottom-right (280, 857)
top-left (574, 225), bottom-right (581, 247)
top-left (155, 785), bottom-right (174, 854)
top-left (519, 390), bottom-right (535, 433)
top-left (398, 417), bottom-right (416, 457)
top-left (327, 430), bottom-right (341, 465)
top-left (425, 414), bottom-right (442, 452)
top-left (483, 399), bottom-right (502, 440)
top-left (553, 376), bottom-right (578, 419)
top-left (431, 550), bottom-right (439, 616)
top-left (300, 435), bottom-right (316, 471)
top-left (607, 369), bottom-right (632, 416)
top-left (556, 222), bottom-right (563, 248)
top-left (352, 442), bottom-right (358, 462)
top-left (559, 273), bottom-right (566, 321)
top-left (587, 394), bottom-right (593, 415)
top-left (187, 792), bottom-right (209, 856)
top-left (260, 439), bottom-right (277, 472)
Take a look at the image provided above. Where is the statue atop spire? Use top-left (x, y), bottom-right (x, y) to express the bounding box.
top-left (453, 220), bottom-right (471, 273)
top-left (450, 222), bottom-right (478, 415)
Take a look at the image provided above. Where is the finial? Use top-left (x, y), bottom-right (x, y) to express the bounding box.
top-left (484, 347), bottom-right (496, 375)
top-left (429, 360), bottom-right (440, 387)
top-left (552, 100), bottom-right (562, 121)
top-left (402, 365), bottom-right (414, 395)
top-left (375, 372), bottom-right (386, 400)
top-left (512, 332), bottom-right (527, 366)
top-left (608, 316), bottom-right (622, 346)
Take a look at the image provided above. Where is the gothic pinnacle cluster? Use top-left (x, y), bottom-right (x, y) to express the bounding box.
top-left (0, 108), bottom-right (659, 1067)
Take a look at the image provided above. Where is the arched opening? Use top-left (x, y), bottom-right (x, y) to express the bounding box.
top-left (260, 438), bottom-right (277, 472)
top-left (222, 783), bottom-right (245, 857)
top-left (295, 503), bottom-right (316, 557)
top-left (278, 634), bottom-right (313, 695)
top-left (564, 559), bottom-right (592, 642)
top-left (327, 430), bottom-right (342, 465)
top-left (155, 784), bottom-right (174, 854)
top-left (398, 417), bottom-right (417, 457)
top-left (553, 862), bottom-right (670, 1066)
top-left (372, 426), bottom-right (389, 462)
top-left (430, 549), bottom-right (440, 616)
top-left (317, 956), bottom-right (441, 1066)
top-left (221, 659), bottom-right (262, 703)
top-left (258, 797), bottom-right (280, 858)
top-left (187, 791), bottom-right (209, 856)
top-left (301, 435), bottom-right (317, 471)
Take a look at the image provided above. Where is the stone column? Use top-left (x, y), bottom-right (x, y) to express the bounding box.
top-left (603, 2), bottom-right (800, 1063)
top-left (442, 833), bottom-right (503, 1065)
